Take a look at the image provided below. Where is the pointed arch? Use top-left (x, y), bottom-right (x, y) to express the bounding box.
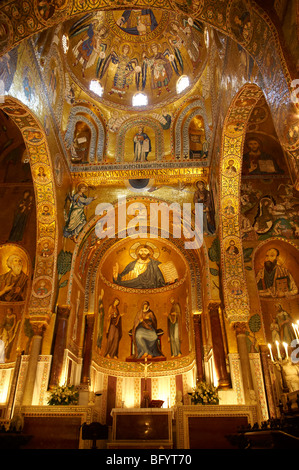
top-left (0, 96), bottom-right (58, 317)
top-left (219, 83), bottom-right (263, 323)
top-left (63, 194), bottom-right (211, 376)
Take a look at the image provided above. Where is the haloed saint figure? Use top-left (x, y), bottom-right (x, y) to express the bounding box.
top-left (132, 300), bottom-right (163, 359)
top-left (256, 248), bottom-right (298, 298)
top-left (0, 254), bottom-right (28, 302)
top-left (133, 127), bottom-right (151, 162)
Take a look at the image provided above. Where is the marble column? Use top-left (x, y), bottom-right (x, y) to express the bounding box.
top-left (80, 313), bottom-right (95, 385)
top-left (234, 322), bottom-right (255, 404)
top-left (48, 305), bottom-right (70, 389)
top-left (22, 322), bottom-right (46, 406)
top-left (193, 313), bottom-right (204, 382)
top-left (209, 302), bottom-right (230, 389)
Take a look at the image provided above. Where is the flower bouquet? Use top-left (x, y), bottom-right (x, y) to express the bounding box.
top-left (48, 384), bottom-right (79, 406)
top-left (188, 381), bottom-right (219, 405)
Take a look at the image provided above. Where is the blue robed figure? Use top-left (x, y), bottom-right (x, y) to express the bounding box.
top-left (118, 9), bottom-right (158, 35)
top-left (132, 301), bottom-right (163, 359)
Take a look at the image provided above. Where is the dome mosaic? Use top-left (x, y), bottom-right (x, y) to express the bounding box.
top-left (63, 8), bottom-right (209, 110)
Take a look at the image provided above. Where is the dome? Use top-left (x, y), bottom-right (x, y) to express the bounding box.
top-left (63, 8), bottom-right (209, 110)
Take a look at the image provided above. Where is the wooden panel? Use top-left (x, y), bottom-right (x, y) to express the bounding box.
top-left (22, 416), bottom-right (81, 449)
top-left (188, 416), bottom-right (248, 449)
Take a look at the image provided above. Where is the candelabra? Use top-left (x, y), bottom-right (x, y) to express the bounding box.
top-left (268, 341), bottom-right (291, 394)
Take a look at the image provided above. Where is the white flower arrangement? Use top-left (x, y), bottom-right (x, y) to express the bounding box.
top-left (48, 384), bottom-right (79, 406)
top-left (188, 381), bottom-right (219, 405)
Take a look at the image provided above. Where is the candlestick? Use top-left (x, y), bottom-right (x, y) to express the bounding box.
top-left (268, 343), bottom-right (274, 362)
top-left (275, 340), bottom-right (282, 360)
top-left (283, 342), bottom-right (289, 359)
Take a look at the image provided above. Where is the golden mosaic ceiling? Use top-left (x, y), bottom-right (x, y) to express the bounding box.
top-left (63, 8), bottom-right (209, 110)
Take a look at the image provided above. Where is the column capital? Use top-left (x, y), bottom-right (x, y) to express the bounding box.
top-left (28, 315), bottom-right (51, 336)
top-left (233, 322), bottom-right (248, 336)
top-left (85, 313), bottom-right (95, 327)
top-left (208, 301), bottom-right (221, 316)
top-left (193, 313), bottom-right (202, 325)
top-left (56, 304), bottom-right (71, 320)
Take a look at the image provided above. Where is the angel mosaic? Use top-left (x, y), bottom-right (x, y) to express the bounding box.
top-left (169, 18), bottom-right (203, 68)
top-left (8, 190), bottom-right (33, 242)
top-left (70, 14), bottom-right (109, 78)
top-left (98, 43), bottom-right (141, 98)
top-left (63, 183), bottom-right (97, 243)
top-left (141, 43), bottom-right (180, 97)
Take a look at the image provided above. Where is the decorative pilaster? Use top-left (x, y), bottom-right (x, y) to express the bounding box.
top-left (81, 314), bottom-right (95, 386)
top-left (193, 313), bottom-right (204, 382)
top-left (22, 321), bottom-right (47, 406)
top-left (234, 322), bottom-right (255, 405)
top-left (209, 302), bottom-right (230, 389)
top-left (48, 305), bottom-right (70, 389)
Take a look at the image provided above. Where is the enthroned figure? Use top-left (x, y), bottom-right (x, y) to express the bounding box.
top-left (127, 301), bottom-right (165, 362)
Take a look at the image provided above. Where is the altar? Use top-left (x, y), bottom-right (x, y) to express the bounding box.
top-left (107, 408), bottom-right (174, 449)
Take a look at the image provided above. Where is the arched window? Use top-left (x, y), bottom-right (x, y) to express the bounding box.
top-left (132, 92), bottom-right (148, 107)
top-left (89, 80), bottom-right (103, 97)
top-left (176, 75), bottom-right (190, 94)
top-left (62, 34), bottom-right (69, 54)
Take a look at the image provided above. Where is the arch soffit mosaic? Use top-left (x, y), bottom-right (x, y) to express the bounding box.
top-left (0, 96), bottom-right (58, 318)
top-left (220, 82), bottom-right (264, 323)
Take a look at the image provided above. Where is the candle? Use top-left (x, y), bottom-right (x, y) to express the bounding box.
top-left (292, 324), bottom-right (299, 339)
top-left (268, 343), bottom-right (274, 362)
top-left (283, 342), bottom-right (289, 359)
top-left (275, 341), bottom-right (282, 360)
